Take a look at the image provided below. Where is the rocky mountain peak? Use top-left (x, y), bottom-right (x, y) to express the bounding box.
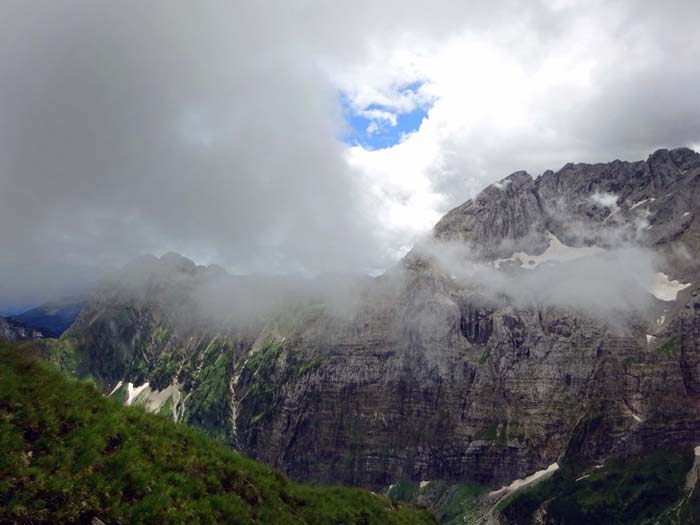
top-left (433, 147), bottom-right (700, 265)
top-left (160, 252), bottom-right (199, 273)
top-left (41, 148), bottom-right (700, 517)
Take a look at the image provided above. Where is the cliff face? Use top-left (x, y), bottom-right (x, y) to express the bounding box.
top-left (61, 148), bottom-right (700, 491)
top-left (0, 316), bottom-right (43, 341)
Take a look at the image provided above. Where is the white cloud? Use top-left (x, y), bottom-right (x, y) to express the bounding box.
top-left (590, 192), bottom-right (619, 209)
top-left (330, 1), bottom-right (700, 256)
top-left (335, 31), bottom-right (598, 246)
top-left (1, 0), bottom-right (700, 306)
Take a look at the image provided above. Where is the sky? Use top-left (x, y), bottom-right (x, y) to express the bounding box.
top-left (1, 0), bottom-right (700, 310)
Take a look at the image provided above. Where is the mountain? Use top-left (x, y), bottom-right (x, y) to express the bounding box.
top-left (36, 147), bottom-right (700, 522)
top-left (0, 316), bottom-right (43, 341)
top-left (0, 341), bottom-right (436, 524)
top-left (10, 296), bottom-right (86, 337)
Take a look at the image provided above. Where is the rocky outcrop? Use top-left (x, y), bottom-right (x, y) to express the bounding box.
top-left (59, 148), bottom-right (700, 496)
top-left (0, 316), bottom-right (43, 342)
top-left (435, 147), bottom-right (700, 268)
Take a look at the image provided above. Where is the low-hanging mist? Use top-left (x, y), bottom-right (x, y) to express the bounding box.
top-left (414, 237), bottom-right (660, 317)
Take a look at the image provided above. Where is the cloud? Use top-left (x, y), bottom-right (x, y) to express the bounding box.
top-left (590, 192), bottom-right (619, 209)
top-left (342, 0), bottom-right (700, 222)
top-left (0, 1), bottom-right (388, 277)
top-left (414, 236), bottom-right (659, 317)
top-left (0, 0), bottom-right (699, 311)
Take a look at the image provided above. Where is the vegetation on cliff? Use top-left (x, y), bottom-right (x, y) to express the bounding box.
top-left (0, 341), bottom-right (436, 524)
top-left (497, 446), bottom-right (699, 524)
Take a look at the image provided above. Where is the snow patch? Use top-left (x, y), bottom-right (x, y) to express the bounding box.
top-left (648, 273), bottom-right (691, 302)
top-left (109, 380), bottom-right (123, 397)
top-left (499, 232), bottom-right (605, 270)
top-left (603, 206), bottom-right (621, 223)
top-left (126, 382), bottom-right (150, 406)
top-left (493, 258), bottom-right (509, 269)
top-left (419, 480), bottom-right (430, 489)
top-left (657, 313), bottom-right (666, 326)
top-left (144, 382), bottom-right (180, 414)
top-left (630, 197), bottom-right (655, 210)
top-left (631, 414), bottom-right (642, 423)
top-left (683, 212), bottom-right (691, 217)
top-left (646, 335), bottom-right (656, 344)
top-left (122, 381), bottom-right (181, 418)
top-left (695, 446), bottom-right (700, 457)
top-left (489, 463), bottom-right (559, 497)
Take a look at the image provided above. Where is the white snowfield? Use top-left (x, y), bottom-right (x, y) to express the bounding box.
top-left (495, 232), bottom-right (604, 270)
top-left (488, 463), bottom-right (559, 497)
top-left (143, 382), bottom-right (181, 413)
top-left (649, 272), bottom-right (692, 302)
top-left (494, 232), bottom-right (693, 302)
top-left (630, 197), bottom-right (655, 210)
top-left (126, 382), bottom-right (150, 406)
top-left (108, 380), bottom-right (123, 397)
top-left (121, 381), bottom-right (181, 418)
top-left (646, 335), bottom-right (656, 344)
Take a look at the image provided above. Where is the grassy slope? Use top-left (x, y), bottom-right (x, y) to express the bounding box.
top-left (387, 480), bottom-right (487, 524)
top-left (497, 446), bottom-right (699, 524)
top-left (0, 342), bottom-right (436, 525)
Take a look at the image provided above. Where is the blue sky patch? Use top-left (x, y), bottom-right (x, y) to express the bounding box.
top-left (340, 83), bottom-right (430, 150)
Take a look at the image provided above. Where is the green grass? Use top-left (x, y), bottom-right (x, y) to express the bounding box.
top-left (0, 341), bottom-right (437, 525)
top-left (497, 447), bottom-right (694, 524)
top-left (238, 336), bottom-right (325, 431)
top-left (110, 381), bottom-right (129, 405)
top-left (440, 483), bottom-right (487, 524)
top-left (158, 396), bottom-right (174, 418)
top-left (386, 479), bottom-right (487, 524)
top-left (388, 480), bottom-right (420, 502)
top-left (41, 337), bottom-right (86, 378)
top-left (659, 336), bottom-right (681, 356)
top-left (182, 337), bottom-right (235, 445)
top-left (478, 424), bottom-right (508, 445)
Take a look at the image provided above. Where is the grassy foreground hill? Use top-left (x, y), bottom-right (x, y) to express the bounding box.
top-left (0, 342), bottom-right (436, 524)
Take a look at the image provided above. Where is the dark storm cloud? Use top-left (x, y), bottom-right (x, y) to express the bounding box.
top-left (0, 1), bottom-right (699, 310)
top-left (0, 2), bottom-right (377, 274)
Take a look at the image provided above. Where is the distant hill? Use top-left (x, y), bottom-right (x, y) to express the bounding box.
top-left (10, 297), bottom-right (86, 338)
top-left (0, 341), bottom-right (436, 524)
top-left (0, 316), bottom-right (43, 342)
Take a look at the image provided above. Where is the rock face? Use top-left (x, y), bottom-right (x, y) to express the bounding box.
top-left (0, 316), bottom-right (43, 342)
top-left (435, 147), bottom-right (700, 269)
top-left (60, 148), bottom-right (700, 492)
